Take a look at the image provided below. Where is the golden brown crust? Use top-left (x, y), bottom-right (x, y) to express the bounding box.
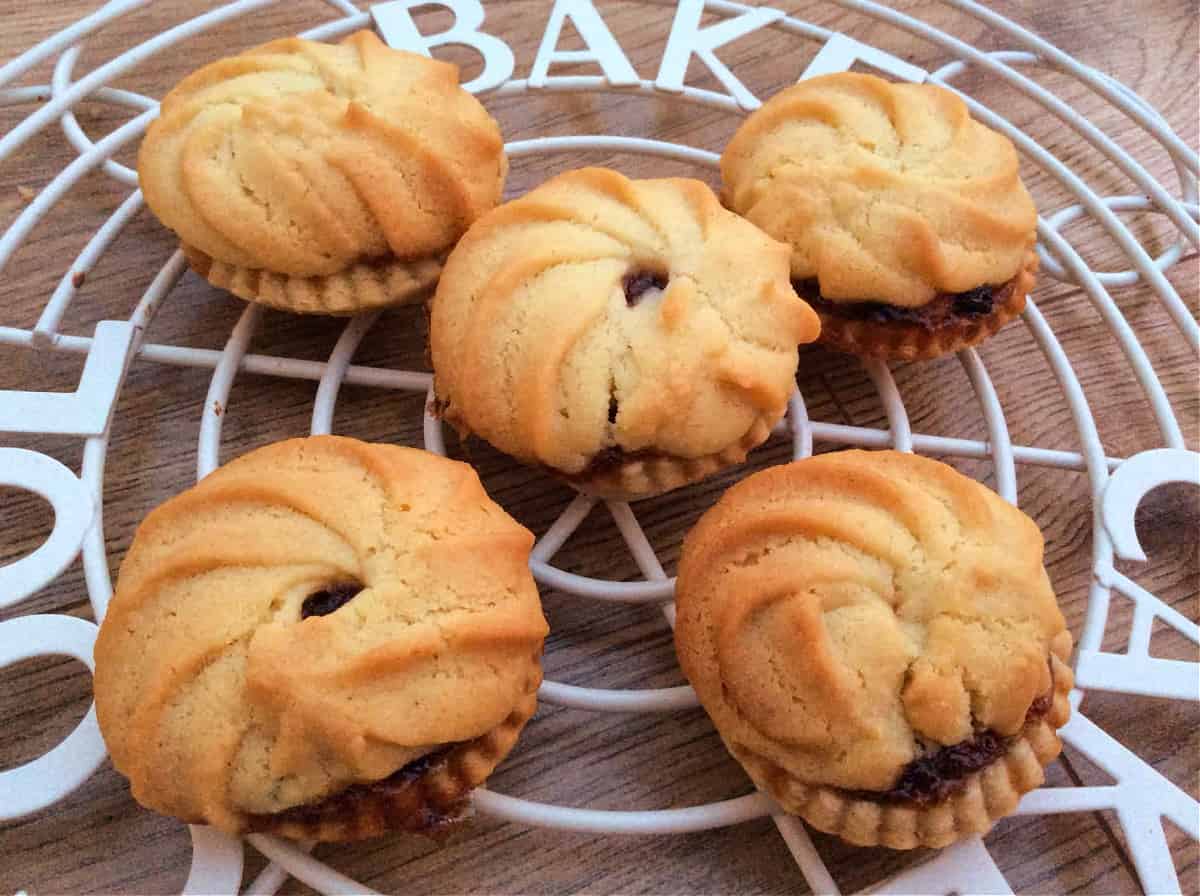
top-left (673, 450), bottom-right (1072, 849)
top-left (139, 31), bottom-right (505, 314)
top-left (94, 436), bottom-right (546, 835)
top-left (813, 251), bottom-right (1038, 360)
top-left (731, 634), bottom-right (1073, 848)
top-left (721, 73), bottom-right (1038, 308)
top-left (182, 243), bottom-right (443, 315)
top-left (431, 167), bottom-right (819, 499)
top-left (567, 416), bottom-right (774, 501)
top-left (252, 688), bottom-right (540, 842)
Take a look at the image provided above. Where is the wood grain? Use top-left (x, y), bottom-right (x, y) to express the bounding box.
top-left (1, 1), bottom-right (1197, 894)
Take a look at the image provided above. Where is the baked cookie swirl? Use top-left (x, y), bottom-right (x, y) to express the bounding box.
top-left (94, 437), bottom-right (547, 840)
top-left (721, 73), bottom-right (1038, 358)
top-left (430, 167), bottom-right (820, 500)
top-left (139, 30), bottom-right (507, 313)
top-left (674, 450), bottom-right (1072, 848)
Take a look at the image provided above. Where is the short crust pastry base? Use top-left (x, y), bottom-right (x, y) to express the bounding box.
top-left (248, 688), bottom-right (539, 842)
top-left (815, 251), bottom-right (1039, 362)
top-left (567, 415), bottom-right (777, 501)
top-left (730, 632), bottom-right (1074, 850)
top-left (183, 243), bottom-right (443, 316)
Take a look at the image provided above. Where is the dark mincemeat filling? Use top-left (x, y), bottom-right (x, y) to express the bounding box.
top-left (623, 270), bottom-right (668, 306)
top-left (248, 744), bottom-right (465, 834)
top-left (565, 445), bottom-right (677, 482)
top-left (847, 684), bottom-right (1055, 807)
top-left (864, 729), bottom-right (1008, 806)
top-left (793, 278), bottom-right (1016, 331)
top-left (300, 582), bottom-right (363, 619)
top-left (582, 268), bottom-right (670, 478)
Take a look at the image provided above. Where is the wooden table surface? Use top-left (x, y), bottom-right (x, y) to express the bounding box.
top-left (1, 1), bottom-right (1197, 893)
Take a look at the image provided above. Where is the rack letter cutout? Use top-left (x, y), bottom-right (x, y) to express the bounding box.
top-left (0, 321), bottom-right (133, 437)
top-left (530, 0), bottom-right (638, 87)
top-left (0, 449), bottom-right (94, 610)
top-left (371, 0), bottom-right (515, 92)
top-left (656, 0), bottom-right (783, 108)
top-left (1076, 447), bottom-right (1200, 701)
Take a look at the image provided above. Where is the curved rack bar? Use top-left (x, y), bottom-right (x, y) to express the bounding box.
top-left (929, 48), bottom-right (1038, 82)
top-left (530, 562), bottom-right (676, 603)
top-left (607, 501), bottom-right (669, 581)
top-left (422, 383), bottom-right (446, 456)
top-left (0, 0), bottom-right (278, 165)
top-left (320, 0), bottom-right (363, 17)
top-left (528, 484), bottom-right (676, 600)
top-left (803, 421), bottom-right (1121, 471)
top-left (300, 13), bottom-right (371, 42)
top-left (862, 359), bottom-right (914, 453)
top-left (0, 110), bottom-right (154, 275)
top-left (531, 494), bottom-right (597, 563)
top-left (1020, 295), bottom-right (1112, 654)
top-left (930, 54), bottom-right (1197, 290)
top-left (788, 390), bottom-right (813, 461)
top-left (536, 499), bottom-right (678, 601)
top-left (1037, 216), bottom-right (1186, 449)
top-left (530, 496), bottom-right (698, 711)
top-left (182, 826), bottom-right (244, 896)
top-left (197, 305), bottom-right (261, 481)
top-left (79, 436), bottom-right (116, 621)
top-left (311, 312), bottom-right (381, 436)
top-left (0, 84), bottom-right (156, 109)
top-left (933, 50), bottom-right (1198, 217)
top-left (52, 44), bottom-right (145, 186)
top-left (80, 250), bottom-right (188, 622)
top-left (471, 789), bottom-right (773, 834)
top-left (946, 0), bottom-right (1200, 174)
top-left (828, 0), bottom-right (1199, 245)
top-left (507, 135), bottom-right (719, 166)
top-left (958, 349), bottom-right (1018, 504)
top-left (1040, 197), bottom-right (1199, 287)
top-left (244, 841), bottom-right (314, 896)
top-left (921, 54), bottom-right (1199, 348)
top-left (538, 679), bottom-right (697, 712)
top-left (245, 835), bottom-right (379, 896)
top-left (955, 96), bottom-right (1198, 347)
top-left (0, 0), bottom-right (150, 88)
top-left (36, 191), bottom-right (144, 342)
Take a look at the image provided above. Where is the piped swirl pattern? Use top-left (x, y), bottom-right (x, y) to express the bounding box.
top-left (431, 167), bottom-right (819, 488)
top-left (674, 451), bottom-right (1072, 847)
top-left (722, 73), bottom-right (1038, 307)
top-left (94, 437), bottom-right (546, 834)
top-left (138, 31), bottom-right (506, 293)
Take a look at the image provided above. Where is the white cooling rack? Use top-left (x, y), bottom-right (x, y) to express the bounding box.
top-left (1, 1), bottom-right (1197, 893)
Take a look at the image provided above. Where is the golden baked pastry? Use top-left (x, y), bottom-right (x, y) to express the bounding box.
top-left (94, 436), bottom-right (547, 841)
top-left (674, 450), bottom-right (1072, 849)
top-left (430, 167), bottom-right (820, 500)
top-left (721, 73), bottom-right (1038, 359)
top-left (139, 30), bottom-right (506, 314)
